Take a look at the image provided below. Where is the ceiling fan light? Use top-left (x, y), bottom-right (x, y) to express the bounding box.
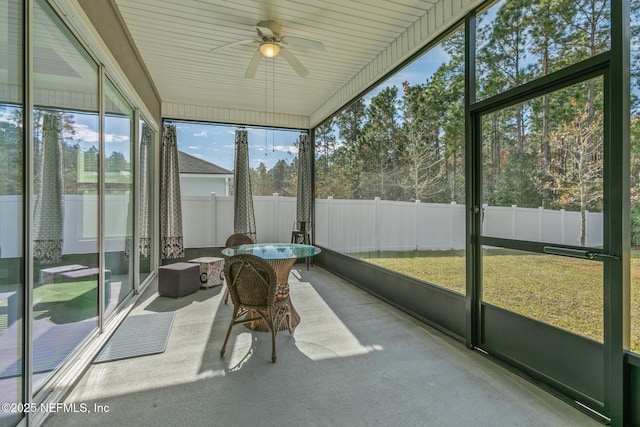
top-left (259, 42), bottom-right (280, 58)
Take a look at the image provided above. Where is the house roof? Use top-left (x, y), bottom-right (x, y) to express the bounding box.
top-left (178, 151), bottom-right (233, 175)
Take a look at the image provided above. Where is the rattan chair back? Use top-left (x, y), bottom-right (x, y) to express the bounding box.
top-left (222, 233), bottom-right (255, 304)
top-left (224, 254), bottom-right (277, 308)
top-left (220, 254), bottom-right (293, 362)
top-left (225, 233), bottom-right (254, 248)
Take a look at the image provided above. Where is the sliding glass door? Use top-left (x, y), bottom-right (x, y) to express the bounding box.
top-left (31, 0), bottom-right (100, 392)
top-left (103, 78), bottom-right (134, 319)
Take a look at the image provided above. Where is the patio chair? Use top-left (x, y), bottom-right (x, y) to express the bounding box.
top-left (220, 254), bottom-right (293, 363)
top-left (223, 233), bottom-right (254, 304)
top-left (225, 233), bottom-right (254, 248)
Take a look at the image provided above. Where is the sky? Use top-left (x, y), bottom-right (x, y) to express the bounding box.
top-left (173, 122), bottom-right (303, 171)
top-left (65, 113), bottom-right (134, 161)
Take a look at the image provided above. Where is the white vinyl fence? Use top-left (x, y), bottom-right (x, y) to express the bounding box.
top-left (181, 193), bottom-right (297, 247)
top-left (0, 194), bottom-right (603, 258)
top-left (0, 195), bottom-right (122, 257)
top-left (180, 196), bottom-right (604, 251)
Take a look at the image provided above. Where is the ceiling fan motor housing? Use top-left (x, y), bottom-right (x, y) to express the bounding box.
top-left (257, 20), bottom-right (283, 42)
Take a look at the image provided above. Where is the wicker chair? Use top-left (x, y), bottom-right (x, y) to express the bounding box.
top-left (220, 254), bottom-right (293, 363)
top-left (225, 233), bottom-right (254, 248)
top-left (223, 233), bottom-right (254, 304)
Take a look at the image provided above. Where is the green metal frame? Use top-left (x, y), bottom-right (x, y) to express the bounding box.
top-left (463, 1), bottom-right (631, 424)
top-left (606, 1), bottom-right (631, 425)
top-left (468, 53), bottom-right (612, 421)
top-left (312, 0), bottom-right (633, 425)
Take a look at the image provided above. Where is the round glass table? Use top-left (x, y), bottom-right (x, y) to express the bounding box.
top-left (221, 243), bottom-right (320, 259)
top-left (221, 243), bottom-right (321, 330)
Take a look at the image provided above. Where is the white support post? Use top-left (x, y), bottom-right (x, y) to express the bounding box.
top-left (450, 202), bottom-right (457, 250)
top-left (511, 205), bottom-right (518, 239)
top-left (538, 206), bottom-right (544, 242)
top-left (375, 197), bottom-right (381, 252)
top-left (585, 210), bottom-right (589, 247)
top-left (210, 192), bottom-right (217, 246)
top-left (273, 193), bottom-right (279, 243)
top-left (560, 209), bottom-right (566, 244)
top-left (415, 199), bottom-right (421, 250)
top-left (327, 196), bottom-right (333, 249)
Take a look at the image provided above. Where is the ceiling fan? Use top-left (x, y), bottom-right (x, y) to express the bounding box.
top-left (210, 20), bottom-right (324, 78)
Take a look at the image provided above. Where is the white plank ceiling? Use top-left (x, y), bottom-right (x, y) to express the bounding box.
top-left (112, 0), bottom-right (479, 128)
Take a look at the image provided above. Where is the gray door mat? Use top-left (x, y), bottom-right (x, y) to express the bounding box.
top-left (94, 312), bottom-right (175, 363)
top-left (0, 320), bottom-right (96, 379)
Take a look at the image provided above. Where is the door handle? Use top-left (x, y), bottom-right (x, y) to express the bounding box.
top-left (543, 246), bottom-right (619, 261)
top-left (589, 252), bottom-right (619, 261)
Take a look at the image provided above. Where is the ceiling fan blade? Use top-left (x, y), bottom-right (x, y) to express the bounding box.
top-left (209, 38), bottom-right (256, 53)
top-left (282, 36), bottom-right (324, 51)
top-left (256, 25), bottom-right (274, 39)
top-left (279, 46), bottom-right (308, 77)
top-left (244, 49), bottom-right (263, 78)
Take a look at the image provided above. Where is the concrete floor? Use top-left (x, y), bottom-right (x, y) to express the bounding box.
top-left (44, 266), bottom-right (603, 427)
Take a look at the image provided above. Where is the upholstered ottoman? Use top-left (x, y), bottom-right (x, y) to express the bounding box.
top-left (158, 262), bottom-right (200, 298)
top-left (188, 257), bottom-right (225, 289)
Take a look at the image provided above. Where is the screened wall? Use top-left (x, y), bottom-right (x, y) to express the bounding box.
top-left (314, 0), bottom-right (635, 424)
top-left (314, 26), bottom-right (467, 295)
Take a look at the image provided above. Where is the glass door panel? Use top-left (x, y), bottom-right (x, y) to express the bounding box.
top-left (103, 78), bottom-right (134, 318)
top-left (138, 119), bottom-right (154, 284)
top-left (31, 0), bottom-right (100, 392)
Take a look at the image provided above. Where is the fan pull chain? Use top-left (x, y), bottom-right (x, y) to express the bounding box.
top-left (265, 60), bottom-right (268, 155)
top-left (272, 56), bottom-right (275, 152)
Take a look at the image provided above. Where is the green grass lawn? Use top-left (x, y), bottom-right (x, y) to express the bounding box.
top-left (357, 249), bottom-right (640, 353)
top-left (33, 280), bottom-right (98, 324)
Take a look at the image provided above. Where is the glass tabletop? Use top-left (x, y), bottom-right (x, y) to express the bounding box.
top-left (221, 243), bottom-right (321, 260)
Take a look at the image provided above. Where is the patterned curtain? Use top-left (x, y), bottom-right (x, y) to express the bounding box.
top-left (296, 133), bottom-right (311, 236)
top-left (124, 123), bottom-right (152, 259)
top-left (233, 129), bottom-right (256, 241)
top-left (160, 124), bottom-right (184, 259)
top-left (139, 123), bottom-right (152, 258)
top-left (33, 112), bottom-right (64, 265)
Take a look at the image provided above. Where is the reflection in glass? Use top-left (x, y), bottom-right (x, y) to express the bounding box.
top-left (0, 104), bottom-right (23, 427)
top-left (138, 120), bottom-right (154, 284)
top-left (314, 27), bottom-right (466, 294)
top-left (0, 2), bottom-right (23, 422)
top-left (31, 0), bottom-right (99, 392)
top-left (104, 78), bottom-right (134, 319)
